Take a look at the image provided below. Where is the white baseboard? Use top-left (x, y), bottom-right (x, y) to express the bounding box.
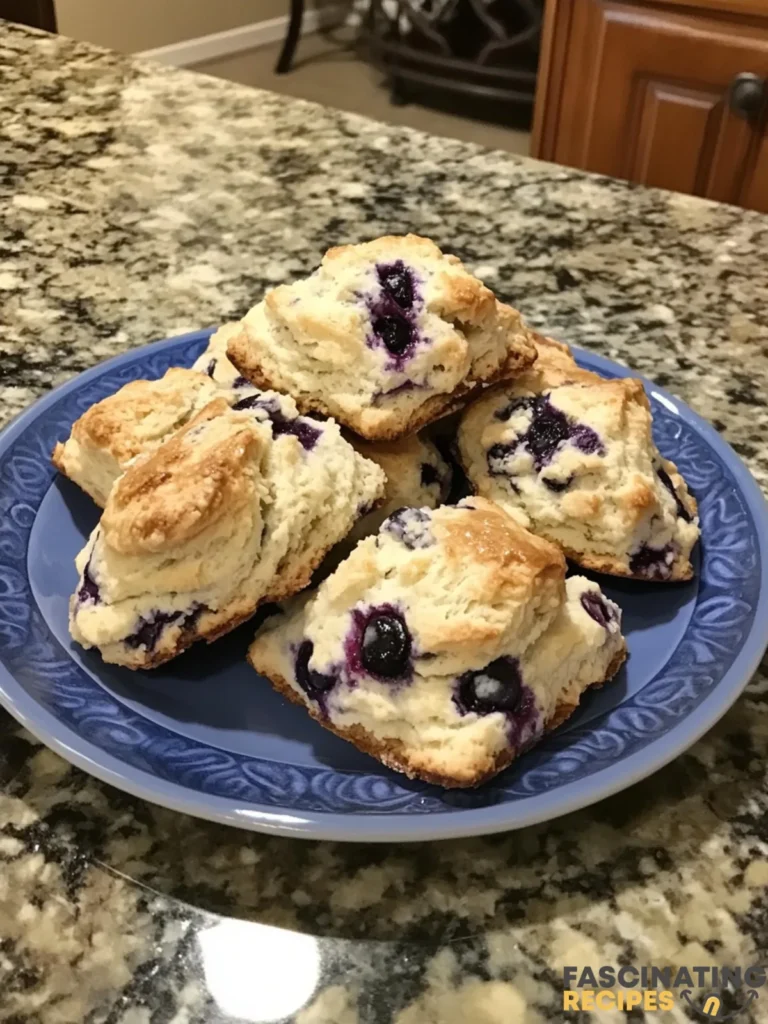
top-left (139, 7), bottom-right (339, 68)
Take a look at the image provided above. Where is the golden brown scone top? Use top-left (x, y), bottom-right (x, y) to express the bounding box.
top-left (433, 497), bottom-right (566, 614)
top-left (71, 368), bottom-right (219, 463)
top-left (101, 400), bottom-right (270, 556)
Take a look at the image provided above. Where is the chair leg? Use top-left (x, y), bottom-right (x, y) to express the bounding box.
top-left (275, 0), bottom-right (305, 74)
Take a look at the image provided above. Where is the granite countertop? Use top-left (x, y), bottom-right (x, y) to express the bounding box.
top-left (1, 18), bottom-right (768, 1024)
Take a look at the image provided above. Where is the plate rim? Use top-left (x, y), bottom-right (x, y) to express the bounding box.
top-left (0, 331), bottom-right (766, 842)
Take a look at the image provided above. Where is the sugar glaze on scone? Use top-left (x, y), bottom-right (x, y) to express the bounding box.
top-left (226, 235), bottom-right (536, 440)
top-left (346, 432), bottom-right (452, 545)
top-left (52, 368), bottom-right (223, 506)
top-left (248, 499), bottom-right (626, 788)
top-left (70, 396), bottom-right (386, 669)
top-left (458, 376), bottom-right (699, 581)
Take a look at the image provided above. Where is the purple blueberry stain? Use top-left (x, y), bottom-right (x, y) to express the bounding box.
top-left (373, 315), bottom-right (413, 356)
top-left (629, 543), bottom-right (676, 580)
top-left (487, 396), bottom-right (604, 482)
top-left (232, 394), bottom-right (321, 451)
top-left (570, 423), bottom-right (603, 457)
top-left (377, 261), bottom-right (415, 310)
top-left (77, 555), bottom-right (101, 605)
top-left (295, 640), bottom-right (337, 715)
top-left (125, 612), bottom-right (178, 652)
top-left (381, 507), bottom-right (434, 549)
top-left (366, 262), bottom-right (421, 368)
top-left (205, 359), bottom-right (216, 378)
top-left (453, 656), bottom-right (540, 746)
top-left (657, 465), bottom-right (693, 522)
top-left (580, 590), bottom-right (615, 628)
top-left (345, 605), bottom-right (413, 682)
top-left (523, 397), bottom-right (603, 469)
top-left (124, 603), bottom-right (206, 652)
top-left (232, 375), bottom-right (251, 389)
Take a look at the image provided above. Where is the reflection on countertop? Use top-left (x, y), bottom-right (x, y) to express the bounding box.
top-left (1, 19), bottom-right (767, 1024)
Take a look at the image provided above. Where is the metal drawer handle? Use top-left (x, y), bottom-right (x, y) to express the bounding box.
top-left (728, 72), bottom-right (767, 120)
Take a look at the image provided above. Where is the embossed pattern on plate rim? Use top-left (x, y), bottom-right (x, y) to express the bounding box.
top-left (0, 331), bottom-right (766, 841)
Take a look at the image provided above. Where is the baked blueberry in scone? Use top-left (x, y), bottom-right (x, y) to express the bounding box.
top-left (345, 432), bottom-right (452, 545)
top-left (52, 368), bottom-right (222, 507)
top-left (69, 397), bottom-right (386, 669)
top-left (225, 235), bottom-right (536, 440)
top-left (247, 498), bottom-right (626, 788)
top-left (457, 375), bottom-right (699, 581)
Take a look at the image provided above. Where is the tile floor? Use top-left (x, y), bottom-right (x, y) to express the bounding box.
top-left (191, 27), bottom-right (532, 155)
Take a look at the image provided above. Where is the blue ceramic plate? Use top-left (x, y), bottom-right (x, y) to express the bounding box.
top-left (1, 330), bottom-right (766, 841)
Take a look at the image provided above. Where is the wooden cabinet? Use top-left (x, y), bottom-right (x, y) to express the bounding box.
top-left (532, 0), bottom-right (768, 211)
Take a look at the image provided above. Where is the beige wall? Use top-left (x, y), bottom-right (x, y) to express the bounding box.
top-left (55, 0), bottom-right (289, 53)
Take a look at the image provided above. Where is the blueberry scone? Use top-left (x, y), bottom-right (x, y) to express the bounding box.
top-left (247, 498), bottom-right (626, 787)
top-left (458, 376), bottom-right (699, 581)
top-left (53, 363), bottom-right (283, 507)
top-left (191, 322), bottom-right (246, 385)
top-left (53, 368), bottom-right (222, 506)
top-left (226, 235), bottom-right (536, 440)
top-left (69, 396), bottom-right (386, 669)
top-left (346, 433), bottom-right (452, 545)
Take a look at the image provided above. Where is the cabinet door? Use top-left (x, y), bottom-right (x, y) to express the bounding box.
top-left (533, 0), bottom-right (768, 211)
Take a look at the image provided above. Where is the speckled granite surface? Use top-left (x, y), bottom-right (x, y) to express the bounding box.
top-left (1, 19), bottom-right (767, 1024)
